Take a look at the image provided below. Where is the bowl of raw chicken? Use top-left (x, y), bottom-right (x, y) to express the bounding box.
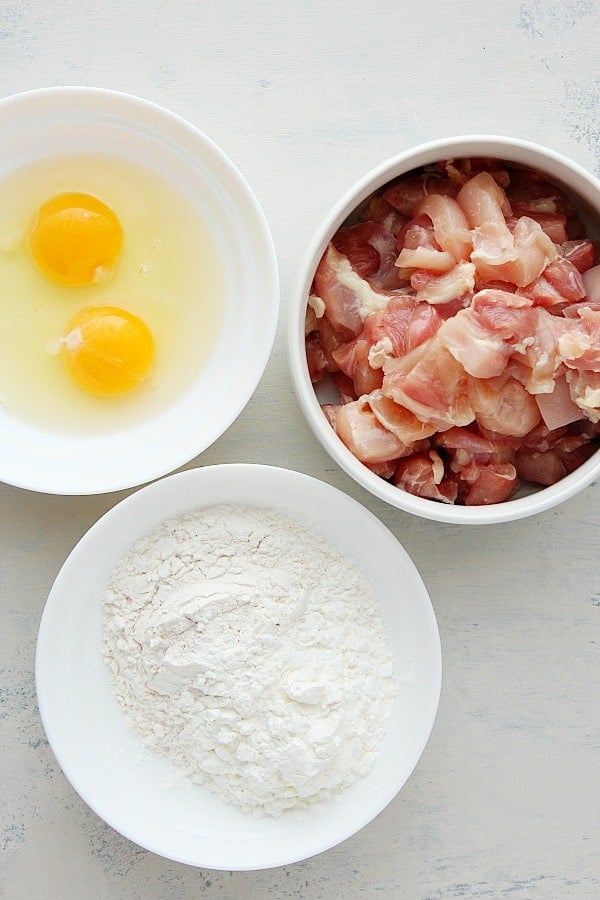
top-left (288, 136), bottom-right (600, 524)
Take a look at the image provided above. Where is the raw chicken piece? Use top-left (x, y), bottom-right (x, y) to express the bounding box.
top-left (396, 245), bottom-right (456, 272)
top-left (367, 389), bottom-right (437, 443)
top-left (414, 261), bottom-right (476, 305)
top-left (314, 245), bottom-right (363, 337)
top-left (314, 245), bottom-right (393, 337)
top-left (558, 307), bottom-right (600, 373)
top-left (305, 316), bottom-right (346, 382)
top-left (457, 171), bottom-right (512, 227)
top-left (333, 221), bottom-right (400, 289)
top-left (413, 194), bottom-right (472, 261)
top-left (469, 375), bottom-right (541, 436)
top-left (535, 374), bottom-right (584, 430)
top-left (473, 217), bottom-right (558, 287)
top-left (332, 337), bottom-right (383, 396)
top-left (393, 453), bottom-right (458, 503)
top-left (305, 158), bottom-right (600, 505)
top-left (438, 308), bottom-right (511, 378)
top-left (383, 174), bottom-right (458, 216)
top-left (383, 336), bottom-right (474, 428)
top-left (510, 204), bottom-right (568, 242)
top-left (361, 195), bottom-right (408, 236)
top-left (362, 298), bottom-right (441, 362)
top-left (463, 463), bottom-right (518, 505)
top-left (583, 265), bottom-right (600, 303)
top-left (334, 397), bottom-right (407, 463)
top-left (565, 369), bottom-right (600, 423)
top-left (561, 240), bottom-right (596, 274)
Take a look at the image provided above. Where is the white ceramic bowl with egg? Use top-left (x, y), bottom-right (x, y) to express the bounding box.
top-left (288, 135), bottom-right (600, 524)
top-left (0, 87), bottom-right (278, 494)
top-left (36, 464), bottom-right (441, 869)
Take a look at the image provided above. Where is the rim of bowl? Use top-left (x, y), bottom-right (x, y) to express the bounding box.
top-left (288, 134), bottom-right (600, 524)
top-left (0, 86), bottom-right (279, 495)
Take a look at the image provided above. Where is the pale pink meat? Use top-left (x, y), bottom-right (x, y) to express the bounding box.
top-left (535, 374), bottom-right (584, 430)
top-left (413, 194), bottom-right (472, 261)
top-left (314, 244), bottom-right (363, 338)
top-left (457, 172), bottom-right (512, 228)
top-left (305, 157), bottom-right (600, 505)
top-left (382, 336), bottom-right (474, 428)
top-left (414, 261), bottom-right (476, 305)
top-left (583, 265), bottom-right (600, 303)
top-left (463, 463), bottom-right (518, 505)
top-left (393, 453), bottom-right (458, 503)
top-left (332, 337), bottom-right (383, 396)
top-left (438, 308), bottom-right (511, 378)
top-left (396, 245), bottom-right (456, 272)
top-left (469, 375), bottom-right (541, 436)
top-left (367, 389), bottom-right (437, 443)
top-left (335, 397), bottom-right (407, 464)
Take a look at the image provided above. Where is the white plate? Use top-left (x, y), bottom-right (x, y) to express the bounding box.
top-left (36, 465), bottom-right (441, 870)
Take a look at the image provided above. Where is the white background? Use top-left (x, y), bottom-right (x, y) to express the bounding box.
top-left (1, 1), bottom-right (599, 897)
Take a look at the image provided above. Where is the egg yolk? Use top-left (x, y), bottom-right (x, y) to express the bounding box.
top-left (28, 192), bottom-right (122, 286)
top-left (61, 306), bottom-right (155, 397)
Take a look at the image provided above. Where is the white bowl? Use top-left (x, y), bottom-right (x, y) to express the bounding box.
top-left (35, 464), bottom-right (441, 870)
top-left (0, 87), bottom-right (278, 495)
top-left (288, 135), bottom-right (600, 524)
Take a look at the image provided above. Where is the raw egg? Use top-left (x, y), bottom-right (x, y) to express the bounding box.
top-left (61, 305), bottom-right (155, 397)
top-left (0, 153), bottom-right (225, 434)
top-left (28, 192), bottom-right (123, 286)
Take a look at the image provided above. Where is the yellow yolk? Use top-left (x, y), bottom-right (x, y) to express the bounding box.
top-left (61, 306), bottom-right (155, 397)
top-left (28, 192), bottom-right (122, 286)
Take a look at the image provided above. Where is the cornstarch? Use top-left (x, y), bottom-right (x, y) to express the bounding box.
top-left (103, 505), bottom-right (397, 816)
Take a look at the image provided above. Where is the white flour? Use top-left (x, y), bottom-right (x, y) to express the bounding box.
top-left (103, 505), bottom-right (397, 816)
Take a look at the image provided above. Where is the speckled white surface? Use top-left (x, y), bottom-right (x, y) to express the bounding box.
top-left (1, 1), bottom-right (599, 898)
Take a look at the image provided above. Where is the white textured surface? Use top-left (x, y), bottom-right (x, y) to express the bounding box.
top-left (1, 1), bottom-right (599, 897)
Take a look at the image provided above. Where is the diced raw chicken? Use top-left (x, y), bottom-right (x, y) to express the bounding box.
top-left (561, 240), bottom-right (596, 274)
top-left (314, 244), bottom-right (393, 337)
top-left (333, 220), bottom-right (400, 289)
top-left (565, 369), bottom-right (600, 423)
top-left (463, 463), bottom-right (518, 505)
top-left (363, 298), bottom-right (441, 360)
top-left (314, 244), bottom-right (363, 337)
top-left (558, 307), bottom-right (600, 372)
top-left (332, 337), bottom-right (383, 395)
top-left (511, 205), bottom-right (568, 242)
top-left (361, 195), bottom-right (408, 236)
top-left (382, 336), bottom-right (474, 428)
top-left (396, 245), bottom-right (456, 272)
top-left (469, 375), bottom-right (541, 436)
top-left (473, 217), bottom-right (558, 287)
top-left (305, 158), bottom-right (600, 506)
top-left (334, 397), bottom-right (407, 463)
top-left (383, 174), bottom-right (458, 216)
top-left (305, 316), bottom-right (347, 382)
top-left (414, 261), bottom-right (476, 305)
top-left (397, 214), bottom-right (439, 251)
top-left (438, 308), bottom-right (511, 378)
top-left (457, 171), bottom-right (512, 227)
top-left (583, 265), bottom-right (600, 303)
top-left (414, 194), bottom-right (472, 261)
top-left (393, 453), bottom-right (458, 503)
top-left (367, 389), bottom-right (437, 443)
top-left (535, 374), bottom-right (584, 430)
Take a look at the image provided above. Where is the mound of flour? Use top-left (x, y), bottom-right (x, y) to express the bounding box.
top-left (103, 505), bottom-right (396, 816)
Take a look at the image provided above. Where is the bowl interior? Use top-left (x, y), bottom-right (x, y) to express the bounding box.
top-left (288, 135), bottom-right (600, 524)
top-left (0, 88), bottom-right (279, 494)
top-left (35, 464), bottom-right (441, 869)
